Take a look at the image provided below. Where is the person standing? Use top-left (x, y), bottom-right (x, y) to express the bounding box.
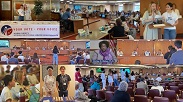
top-left (24, 4), bottom-right (32, 21)
top-left (75, 68), bottom-right (84, 92)
top-left (121, 69), bottom-right (126, 81)
top-left (162, 2), bottom-right (179, 39)
top-left (141, 2), bottom-right (161, 40)
top-left (170, 40), bottom-right (183, 65)
top-left (52, 46), bottom-right (59, 65)
top-left (44, 66), bottom-right (56, 97)
top-left (56, 66), bottom-right (71, 100)
top-left (16, 4), bottom-right (25, 21)
top-left (101, 68), bottom-right (106, 90)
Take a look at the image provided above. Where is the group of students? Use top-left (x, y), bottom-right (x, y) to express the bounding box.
top-left (1, 51), bottom-right (39, 64)
top-left (0, 65), bottom-right (40, 102)
top-left (142, 2), bottom-right (179, 40)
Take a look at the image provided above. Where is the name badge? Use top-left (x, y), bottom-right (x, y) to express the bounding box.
top-left (63, 83), bottom-right (66, 85)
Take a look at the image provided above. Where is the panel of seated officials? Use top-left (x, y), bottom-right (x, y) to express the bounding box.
top-left (75, 66), bottom-right (183, 102)
top-left (0, 40), bottom-right (90, 65)
top-left (117, 39), bottom-right (183, 65)
top-left (0, 64), bottom-right (40, 102)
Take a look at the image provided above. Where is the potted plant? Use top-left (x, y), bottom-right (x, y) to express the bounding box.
top-left (33, 0), bottom-right (43, 20)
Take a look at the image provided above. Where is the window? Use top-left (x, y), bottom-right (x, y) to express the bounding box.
top-left (118, 4), bottom-right (123, 12)
top-left (133, 2), bottom-right (140, 11)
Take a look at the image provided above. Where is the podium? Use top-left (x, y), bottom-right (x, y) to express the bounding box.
top-left (149, 23), bottom-right (173, 39)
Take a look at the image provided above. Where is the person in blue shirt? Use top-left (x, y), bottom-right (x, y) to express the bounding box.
top-left (170, 40), bottom-right (183, 65)
top-left (62, 8), bottom-right (74, 31)
top-left (90, 78), bottom-right (102, 90)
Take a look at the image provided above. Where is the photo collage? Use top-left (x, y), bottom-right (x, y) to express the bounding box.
top-left (1, 0), bottom-right (183, 102)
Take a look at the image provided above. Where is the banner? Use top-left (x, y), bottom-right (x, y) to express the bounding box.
top-left (0, 21), bottom-right (60, 38)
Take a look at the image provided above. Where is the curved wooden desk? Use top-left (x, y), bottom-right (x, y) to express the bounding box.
top-left (75, 30), bottom-right (109, 40)
top-left (71, 19), bottom-right (84, 33)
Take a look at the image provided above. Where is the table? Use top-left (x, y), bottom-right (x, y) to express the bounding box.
top-left (75, 30), bottom-right (109, 40)
top-left (71, 19), bottom-right (84, 33)
top-left (0, 21), bottom-right (60, 38)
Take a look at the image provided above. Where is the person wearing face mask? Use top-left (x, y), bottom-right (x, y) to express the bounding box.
top-left (141, 2), bottom-right (161, 40)
top-left (92, 41), bottom-right (117, 65)
top-left (162, 2), bottom-right (179, 39)
top-left (44, 66), bottom-right (56, 97)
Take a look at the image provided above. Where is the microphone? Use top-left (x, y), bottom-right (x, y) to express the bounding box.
top-left (23, 87), bottom-right (39, 102)
top-left (27, 80), bottom-right (40, 93)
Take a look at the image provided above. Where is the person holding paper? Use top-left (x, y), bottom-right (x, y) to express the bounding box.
top-left (141, 2), bottom-right (161, 40)
top-left (162, 2), bottom-right (178, 39)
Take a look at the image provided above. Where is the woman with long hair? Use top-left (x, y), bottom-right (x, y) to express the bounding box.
top-left (11, 70), bottom-right (26, 101)
top-left (52, 45), bottom-right (59, 65)
top-left (141, 2), bottom-right (161, 40)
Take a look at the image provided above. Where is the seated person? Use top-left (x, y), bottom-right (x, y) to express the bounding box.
top-left (75, 82), bottom-right (91, 102)
top-left (120, 16), bottom-right (130, 32)
top-left (0, 75), bottom-right (15, 102)
top-left (18, 51), bottom-right (25, 62)
top-left (108, 18), bottom-right (125, 37)
top-left (180, 71), bottom-right (183, 76)
top-left (111, 81), bottom-right (130, 102)
top-left (90, 78), bottom-right (102, 90)
top-left (137, 78), bottom-right (148, 95)
top-left (8, 52), bottom-right (19, 64)
top-left (151, 80), bottom-right (164, 95)
top-left (76, 53), bottom-right (83, 64)
top-left (62, 8), bottom-right (74, 31)
top-left (156, 75), bottom-right (162, 82)
top-left (144, 51), bottom-right (151, 56)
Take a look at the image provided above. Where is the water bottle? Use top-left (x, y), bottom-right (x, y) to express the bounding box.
top-left (19, 88), bottom-right (25, 102)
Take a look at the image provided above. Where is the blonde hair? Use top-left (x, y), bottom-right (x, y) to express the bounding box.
top-left (148, 2), bottom-right (159, 16)
top-left (14, 70), bottom-right (24, 85)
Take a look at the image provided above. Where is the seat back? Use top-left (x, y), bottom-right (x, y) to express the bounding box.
top-left (178, 84), bottom-right (183, 91)
top-left (163, 90), bottom-right (176, 102)
top-left (170, 86), bottom-right (180, 94)
top-left (135, 88), bottom-right (145, 95)
top-left (85, 59), bottom-right (90, 65)
top-left (153, 96), bottom-right (169, 102)
top-left (0, 61), bottom-right (6, 64)
top-left (105, 91), bottom-right (114, 102)
top-left (127, 87), bottom-right (134, 97)
top-left (148, 89), bottom-right (160, 100)
top-left (134, 95), bottom-right (148, 102)
top-left (88, 89), bottom-right (96, 96)
top-left (177, 99), bottom-right (183, 102)
top-left (96, 90), bottom-right (105, 100)
top-left (78, 59), bottom-right (84, 64)
top-left (107, 86), bottom-right (114, 92)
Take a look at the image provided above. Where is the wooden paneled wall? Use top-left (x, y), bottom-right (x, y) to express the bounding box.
top-left (117, 40), bottom-right (179, 56)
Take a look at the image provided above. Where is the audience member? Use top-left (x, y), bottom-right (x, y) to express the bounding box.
top-left (18, 51), bottom-right (25, 62)
top-left (137, 78), bottom-right (148, 94)
top-left (156, 75), bottom-right (162, 82)
top-left (75, 68), bottom-right (84, 92)
top-left (111, 81), bottom-right (130, 102)
top-left (151, 80), bottom-right (164, 95)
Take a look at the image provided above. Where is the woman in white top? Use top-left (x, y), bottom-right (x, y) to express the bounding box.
top-left (130, 71), bottom-right (135, 83)
top-left (0, 75), bottom-right (15, 102)
top-left (108, 72), bottom-right (113, 86)
top-left (141, 2), bottom-right (161, 40)
top-left (44, 66), bottom-right (56, 97)
top-left (24, 4), bottom-right (32, 21)
top-left (100, 68), bottom-right (106, 90)
top-left (162, 2), bottom-right (178, 39)
top-left (16, 4), bottom-right (25, 21)
top-left (151, 80), bottom-right (164, 95)
top-left (11, 71), bottom-right (25, 101)
top-left (173, 3), bottom-right (180, 17)
top-left (27, 67), bottom-right (39, 85)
